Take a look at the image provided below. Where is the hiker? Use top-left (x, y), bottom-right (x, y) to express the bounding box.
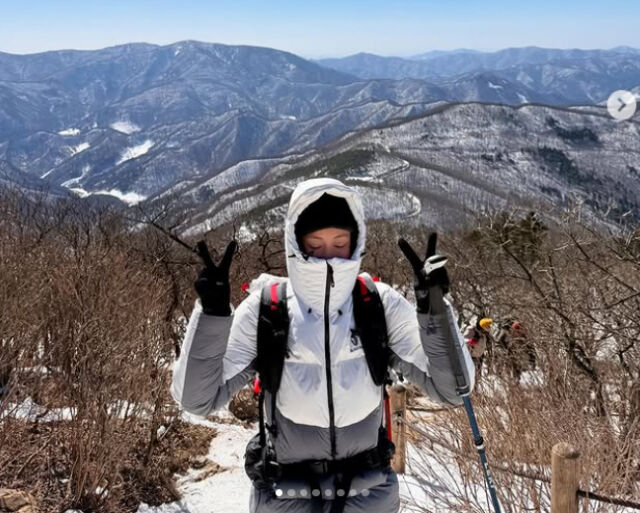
top-left (496, 319), bottom-right (535, 381)
top-left (464, 317), bottom-right (492, 379)
top-left (171, 178), bottom-right (475, 513)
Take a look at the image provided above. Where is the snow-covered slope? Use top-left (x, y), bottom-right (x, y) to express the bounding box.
top-left (147, 101), bottom-right (640, 236)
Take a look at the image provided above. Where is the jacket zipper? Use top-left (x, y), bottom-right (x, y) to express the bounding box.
top-left (323, 262), bottom-right (337, 459)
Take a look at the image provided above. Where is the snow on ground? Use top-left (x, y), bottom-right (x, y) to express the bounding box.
top-left (94, 189), bottom-right (147, 205)
top-left (398, 441), bottom-right (491, 513)
top-left (488, 81), bottom-right (503, 90)
top-left (117, 140), bottom-right (154, 164)
top-left (68, 187), bottom-right (90, 198)
top-left (1, 397), bottom-right (75, 422)
top-left (135, 409), bottom-right (479, 513)
top-left (138, 502), bottom-right (189, 513)
top-left (0, 396), bottom-right (500, 512)
top-left (58, 128), bottom-right (81, 136)
top-left (237, 223), bottom-right (257, 243)
top-left (61, 165), bottom-right (91, 188)
top-left (66, 187), bottom-right (147, 205)
top-left (68, 142), bottom-right (90, 156)
top-left (517, 93), bottom-right (529, 104)
top-left (110, 121), bottom-right (141, 134)
top-left (407, 194), bottom-right (422, 218)
top-left (8, 395), bottom-right (638, 512)
top-left (518, 369), bottom-right (544, 388)
top-left (356, 185), bottom-right (420, 220)
top-left (138, 411), bottom-right (256, 513)
top-left (2, 397), bottom-right (159, 422)
top-left (350, 175), bottom-right (379, 183)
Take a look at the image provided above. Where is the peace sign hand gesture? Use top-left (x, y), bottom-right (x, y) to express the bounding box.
top-left (194, 239), bottom-right (237, 316)
top-left (398, 233), bottom-right (450, 313)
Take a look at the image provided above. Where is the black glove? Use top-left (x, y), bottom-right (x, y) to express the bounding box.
top-left (194, 239), bottom-right (237, 316)
top-left (398, 233), bottom-right (450, 314)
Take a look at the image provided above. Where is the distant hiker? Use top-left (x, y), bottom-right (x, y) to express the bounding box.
top-left (464, 317), bottom-right (492, 379)
top-left (171, 178), bottom-right (475, 513)
top-left (496, 319), bottom-right (535, 381)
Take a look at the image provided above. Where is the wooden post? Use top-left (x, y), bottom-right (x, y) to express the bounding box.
top-left (551, 443), bottom-right (580, 513)
top-left (389, 384), bottom-right (407, 474)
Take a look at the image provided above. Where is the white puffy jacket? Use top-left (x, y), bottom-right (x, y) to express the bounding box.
top-left (171, 178), bottom-right (475, 512)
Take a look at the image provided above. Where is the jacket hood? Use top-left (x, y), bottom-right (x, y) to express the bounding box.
top-left (284, 178), bottom-right (366, 314)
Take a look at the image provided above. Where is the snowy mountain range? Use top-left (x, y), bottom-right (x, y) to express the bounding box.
top-left (317, 47), bottom-right (640, 105)
top-left (147, 101), bottom-right (640, 236)
top-left (1, 41), bottom-right (639, 229)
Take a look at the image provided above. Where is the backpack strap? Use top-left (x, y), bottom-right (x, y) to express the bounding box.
top-left (257, 281), bottom-right (289, 440)
top-left (256, 275), bottom-right (389, 393)
top-left (252, 275), bottom-right (393, 494)
top-left (255, 275), bottom-right (390, 437)
top-left (257, 281), bottom-right (289, 395)
top-left (352, 273), bottom-right (390, 386)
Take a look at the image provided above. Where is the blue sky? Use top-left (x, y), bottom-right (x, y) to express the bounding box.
top-left (1, 0), bottom-right (638, 58)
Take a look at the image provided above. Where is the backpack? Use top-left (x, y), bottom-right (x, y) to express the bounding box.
top-left (244, 273), bottom-right (394, 486)
top-left (256, 272), bottom-right (391, 395)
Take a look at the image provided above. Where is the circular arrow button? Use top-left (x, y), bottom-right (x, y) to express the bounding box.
top-left (607, 90), bottom-right (637, 121)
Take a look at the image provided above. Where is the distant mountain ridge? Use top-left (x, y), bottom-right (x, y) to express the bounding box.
top-left (1, 41), bottom-right (638, 210)
top-left (317, 46), bottom-right (640, 104)
top-left (145, 101), bottom-right (640, 237)
top-left (0, 40), bottom-right (430, 201)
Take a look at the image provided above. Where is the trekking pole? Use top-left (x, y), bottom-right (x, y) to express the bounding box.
top-left (429, 284), bottom-right (502, 513)
top-left (398, 236), bottom-right (502, 513)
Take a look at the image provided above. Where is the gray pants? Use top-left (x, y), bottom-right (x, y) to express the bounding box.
top-left (249, 468), bottom-right (400, 512)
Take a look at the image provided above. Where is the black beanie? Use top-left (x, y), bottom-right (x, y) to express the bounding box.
top-left (295, 193), bottom-right (359, 256)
